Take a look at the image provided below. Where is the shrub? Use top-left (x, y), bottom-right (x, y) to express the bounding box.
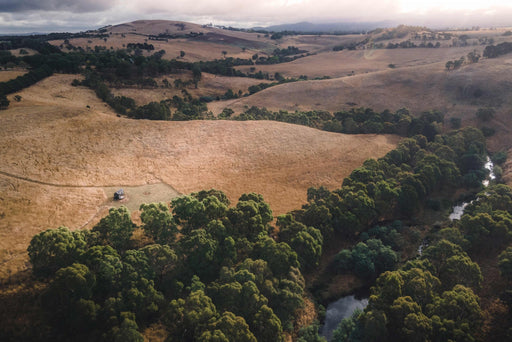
top-left (450, 117), bottom-right (461, 129)
top-left (476, 107), bottom-right (495, 122)
top-left (481, 126), bottom-right (495, 137)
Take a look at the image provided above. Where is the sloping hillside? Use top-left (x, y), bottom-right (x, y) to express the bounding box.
top-left (0, 74), bottom-right (400, 279)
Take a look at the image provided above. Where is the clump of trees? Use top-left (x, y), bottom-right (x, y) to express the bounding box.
top-left (445, 50), bottom-right (480, 70)
top-left (334, 239), bottom-right (399, 280)
top-left (126, 43), bottom-right (154, 51)
top-left (326, 150), bottom-right (512, 341)
top-left (0, 65), bottom-right (53, 95)
top-left (254, 46), bottom-right (308, 65)
top-left (385, 40), bottom-right (440, 49)
top-left (483, 42), bottom-right (512, 58)
top-left (17, 124), bottom-right (501, 341)
top-left (25, 191), bottom-right (308, 341)
top-left (294, 128), bottom-right (485, 245)
top-left (476, 107), bottom-right (495, 122)
top-left (0, 94), bottom-right (9, 109)
top-left (457, 185), bottom-right (512, 253)
top-left (337, 266), bottom-right (483, 341)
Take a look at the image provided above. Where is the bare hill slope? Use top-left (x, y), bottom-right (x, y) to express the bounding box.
top-left (211, 55), bottom-right (512, 120)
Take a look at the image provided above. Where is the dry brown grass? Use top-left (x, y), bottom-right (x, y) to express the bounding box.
top-left (0, 176), bottom-right (106, 280)
top-left (8, 48), bottom-right (37, 57)
top-left (276, 34), bottom-right (364, 54)
top-left (0, 74), bottom-right (399, 280)
top-left (50, 20), bottom-right (279, 62)
top-left (0, 70), bottom-right (26, 82)
top-left (210, 54), bottom-right (512, 121)
top-left (236, 46), bottom-right (480, 79)
top-left (210, 52), bottom-right (512, 196)
top-left (51, 35), bottom-right (262, 62)
top-left (112, 72), bottom-right (270, 106)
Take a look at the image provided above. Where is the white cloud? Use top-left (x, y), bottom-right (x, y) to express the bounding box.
top-left (0, 0), bottom-right (512, 33)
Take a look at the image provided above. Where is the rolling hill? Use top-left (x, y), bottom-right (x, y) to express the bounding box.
top-left (0, 74), bottom-right (399, 280)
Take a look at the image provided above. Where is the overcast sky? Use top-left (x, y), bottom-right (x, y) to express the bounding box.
top-left (1, 0), bottom-right (512, 34)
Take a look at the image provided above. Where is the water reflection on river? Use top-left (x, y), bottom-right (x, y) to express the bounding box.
top-left (482, 156), bottom-right (496, 187)
top-left (449, 202), bottom-right (470, 221)
top-left (449, 156), bottom-right (495, 221)
top-left (320, 295), bottom-right (368, 340)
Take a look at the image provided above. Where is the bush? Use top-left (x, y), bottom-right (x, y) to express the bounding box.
top-left (0, 94), bottom-right (9, 109)
top-left (476, 107), bottom-right (495, 122)
top-left (450, 117), bottom-right (461, 129)
top-left (492, 151), bottom-right (507, 165)
top-left (334, 239), bottom-right (398, 279)
top-left (481, 126), bottom-right (495, 137)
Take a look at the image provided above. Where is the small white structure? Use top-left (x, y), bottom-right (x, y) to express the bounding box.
top-left (114, 189), bottom-right (125, 200)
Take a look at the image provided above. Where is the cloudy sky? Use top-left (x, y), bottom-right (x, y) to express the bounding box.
top-left (1, 0), bottom-right (512, 33)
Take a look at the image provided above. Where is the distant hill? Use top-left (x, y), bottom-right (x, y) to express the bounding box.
top-left (253, 21), bottom-right (394, 33)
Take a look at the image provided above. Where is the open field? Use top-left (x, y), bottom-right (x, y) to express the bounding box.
top-left (112, 72), bottom-right (271, 105)
top-left (0, 74), bottom-right (399, 280)
top-left (0, 70), bottom-right (26, 82)
top-left (213, 53), bottom-right (512, 116)
top-left (235, 46), bottom-right (481, 79)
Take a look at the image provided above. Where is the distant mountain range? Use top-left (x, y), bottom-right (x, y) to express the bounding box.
top-left (253, 21), bottom-right (395, 33)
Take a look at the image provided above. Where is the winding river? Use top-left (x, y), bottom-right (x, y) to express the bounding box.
top-left (449, 156), bottom-right (495, 221)
top-left (321, 156), bottom-right (496, 340)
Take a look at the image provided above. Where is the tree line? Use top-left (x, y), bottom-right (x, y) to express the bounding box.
top-left (483, 42), bottom-right (512, 58)
top-left (234, 106), bottom-right (445, 139)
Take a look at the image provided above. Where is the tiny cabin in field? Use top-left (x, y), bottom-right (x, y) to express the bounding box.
top-left (114, 189), bottom-right (125, 200)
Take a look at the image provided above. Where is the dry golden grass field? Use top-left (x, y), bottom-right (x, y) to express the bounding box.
top-left (210, 54), bottom-right (512, 183)
top-left (50, 20), bottom-right (278, 61)
top-left (235, 46), bottom-right (480, 79)
top-left (0, 74), bottom-right (399, 280)
top-left (0, 70), bottom-right (26, 82)
top-left (213, 51), bottom-right (512, 117)
top-left (112, 72), bottom-right (271, 105)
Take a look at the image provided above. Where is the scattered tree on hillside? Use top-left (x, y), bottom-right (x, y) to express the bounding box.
top-left (191, 64), bottom-right (201, 88)
top-left (0, 94), bottom-right (9, 109)
top-left (467, 50), bottom-right (481, 64)
top-left (476, 107), bottom-right (495, 122)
